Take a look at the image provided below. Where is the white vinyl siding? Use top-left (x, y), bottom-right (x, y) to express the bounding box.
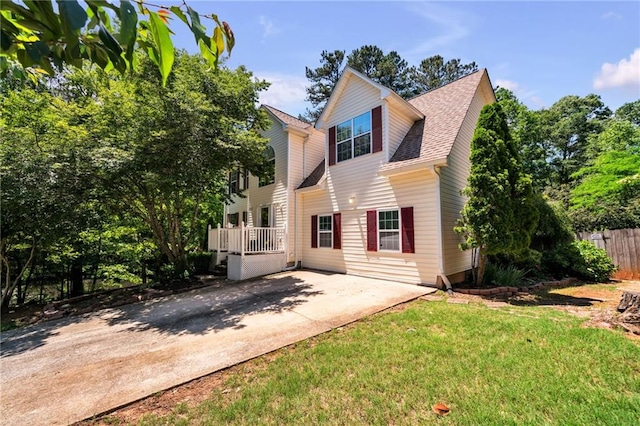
top-left (439, 82), bottom-right (493, 276)
top-left (227, 118), bottom-right (288, 229)
top-left (301, 166), bottom-right (440, 285)
top-left (387, 105), bottom-right (416, 161)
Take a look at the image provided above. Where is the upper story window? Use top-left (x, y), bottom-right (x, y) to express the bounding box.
top-left (259, 146), bottom-right (275, 187)
top-left (229, 170), bottom-right (239, 194)
top-left (336, 111), bottom-right (371, 163)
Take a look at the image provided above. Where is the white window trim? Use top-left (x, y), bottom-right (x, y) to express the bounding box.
top-left (377, 208), bottom-right (401, 253)
top-left (259, 146), bottom-right (276, 187)
top-left (230, 171), bottom-right (239, 194)
top-left (317, 214), bottom-right (333, 249)
top-left (336, 111), bottom-right (372, 163)
top-left (259, 205), bottom-right (271, 227)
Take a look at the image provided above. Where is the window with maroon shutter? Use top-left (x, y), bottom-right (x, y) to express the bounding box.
top-left (401, 207), bottom-right (415, 253)
top-left (311, 215), bottom-right (318, 248)
top-left (366, 210), bottom-right (377, 252)
top-left (333, 213), bottom-right (341, 249)
top-left (372, 105), bottom-right (382, 153)
top-left (242, 211), bottom-right (247, 225)
top-left (328, 126), bottom-right (336, 166)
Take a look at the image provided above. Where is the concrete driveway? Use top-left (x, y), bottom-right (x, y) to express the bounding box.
top-left (0, 270), bottom-right (433, 425)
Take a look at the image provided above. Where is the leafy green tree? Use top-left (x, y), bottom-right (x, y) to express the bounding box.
top-left (1, 0), bottom-right (234, 86)
top-left (90, 52), bottom-right (269, 274)
top-left (539, 94), bottom-right (611, 204)
top-left (569, 119), bottom-right (640, 230)
top-left (456, 103), bottom-right (538, 285)
top-left (615, 100), bottom-right (640, 126)
top-left (1, 87), bottom-right (96, 306)
top-left (495, 87), bottom-right (549, 191)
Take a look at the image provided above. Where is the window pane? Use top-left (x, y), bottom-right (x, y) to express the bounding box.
top-left (353, 112), bottom-right (371, 136)
top-left (337, 120), bottom-right (352, 142)
top-left (337, 140), bottom-right (352, 162)
top-left (319, 215), bottom-right (332, 231)
top-left (319, 233), bottom-right (332, 248)
top-left (380, 231), bottom-right (400, 251)
top-left (354, 134), bottom-right (371, 157)
top-left (379, 210), bottom-right (399, 231)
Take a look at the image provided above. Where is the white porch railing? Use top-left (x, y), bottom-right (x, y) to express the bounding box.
top-left (208, 222), bottom-right (286, 258)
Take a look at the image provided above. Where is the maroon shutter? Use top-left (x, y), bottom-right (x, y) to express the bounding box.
top-left (311, 215), bottom-right (318, 248)
top-left (328, 126), bottom-right (336, 166)
top-left (228, 172), bottom-right (232, 195)
top-left (242, 211), bottom-right (247, 225)
top-left (401, 207), bottom-right (415, 253)
top-left (243, 169), bottom-right (249, 189)
top-left (333, 213), bottom-right (341, 249)
top-left (372, 105), bottom-right (382, 153)
top-left (366, 210), bottom-right (377, 252)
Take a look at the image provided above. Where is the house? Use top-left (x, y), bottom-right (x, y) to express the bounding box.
top-left (212, 68), bottom-right (495, 285)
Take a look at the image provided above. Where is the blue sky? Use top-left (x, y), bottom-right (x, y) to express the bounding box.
top-left (170, 1), bottom-right (640, 117)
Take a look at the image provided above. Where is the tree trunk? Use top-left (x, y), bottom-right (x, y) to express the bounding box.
top-left (618, 290), bottom-right (640, 325)
top-left (476, 248), bottom-right (488, 286)
top-left (70, 258), bottom-right (84, 298)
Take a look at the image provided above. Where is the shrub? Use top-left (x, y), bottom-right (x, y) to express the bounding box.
top-left (572, 240), bottom-right (616, 282)
top-left (542, 240), bottom-right (615, 282)
top-left (483, 263), bottom-right (527, 287)
top-left (188, 252), bottom-right (213, 274)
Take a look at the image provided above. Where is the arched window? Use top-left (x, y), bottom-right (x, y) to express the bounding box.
top-left (259, 145), bottom-right (275, 187)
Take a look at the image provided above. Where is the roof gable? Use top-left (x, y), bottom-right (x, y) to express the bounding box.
top-left (315, 67), bottom-right (422, 129)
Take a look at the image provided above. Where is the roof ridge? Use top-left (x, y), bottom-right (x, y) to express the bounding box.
top-left (262, 104), bottom-right (311, 127)
top-left (407, 68), bottom-right (486, 102)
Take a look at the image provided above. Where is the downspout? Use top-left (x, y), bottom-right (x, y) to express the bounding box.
top-left (431, 165), bottom-right (453, 295)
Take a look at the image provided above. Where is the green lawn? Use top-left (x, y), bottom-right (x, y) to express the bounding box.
top-left (134, 300), bottom-right (639, 425)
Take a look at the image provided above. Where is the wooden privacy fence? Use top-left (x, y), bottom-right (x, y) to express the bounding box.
top-left (576, 228), bottom-right (640, 280)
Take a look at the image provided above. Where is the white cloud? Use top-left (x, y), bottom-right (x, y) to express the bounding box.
top-left (258, 16), bottom-right (280, 42)
top-left (401, 3), bottom-right (474, 60)
top-left (256, 72), bottom-right (309, 116)
top-left (594, 48), bottom-right (640, 90)
top-left (494, 77), bottom-right (545, 108)
top-left (601, 11), bottom-right (622, 20)
top-left (495, 79), bottom-right (520, 92)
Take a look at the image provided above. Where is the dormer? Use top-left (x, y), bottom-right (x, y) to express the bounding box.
top-left (315, 67), bottom-right (423, 167)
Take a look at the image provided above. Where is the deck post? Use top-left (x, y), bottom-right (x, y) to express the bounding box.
top-left (216, 224), bottom-right (221, 264)
top-left (241, 221), bottom-right (245, 258)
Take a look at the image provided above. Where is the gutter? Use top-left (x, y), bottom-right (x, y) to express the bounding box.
top-left (430, 165), bottom-right (453, 295)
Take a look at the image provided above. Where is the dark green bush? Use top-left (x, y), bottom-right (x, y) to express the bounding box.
top-left (188, 252), bottom-right (213, 274)
top-left (531, 194), bottom-right (574, 251)
top-left (542, 240), bottom-right (615, 282)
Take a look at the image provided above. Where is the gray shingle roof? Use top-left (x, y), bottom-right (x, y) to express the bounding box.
top-left (382, 70), bottom-right (486, 171)
top-left (262, 105), bottom-right (312, 129)
top-left (298, 159), bottom-right (325, 189)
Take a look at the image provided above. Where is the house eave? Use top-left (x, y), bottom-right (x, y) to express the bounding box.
top-left (284, 124), bottom-right (312, 136)
top-left (378, 157), bottom-right (448, 177)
